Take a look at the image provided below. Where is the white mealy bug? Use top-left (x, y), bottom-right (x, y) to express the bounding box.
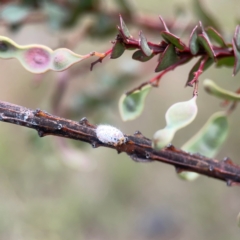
top-left (96, 125), bottom-right (126, 146)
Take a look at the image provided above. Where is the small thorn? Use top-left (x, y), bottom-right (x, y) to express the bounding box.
top-left (175, 167), bottom-right (183, 173)
top-left (33, 108), bottom-right (41, 116)
top-left (57, 124), bottom-right (62, 130)
top-left (117, 150), bottom-right (122, 154)
top-left (91, 141), bottom-right (99, 148)
top-left (208, 165), bottom-right (214, 172)
top-left (166, 143), bottom-right (175, 151)
top-left (222, 157), bottom-right (234, 165)
top-left (145, 152), bottom-right (151, 159)
top-left (134, 130), bottom-right (144, 138)
top-left (79, 117), bottom-right (91, 127)
top-left (130, 154), bottom-right (150, 163)
top-left (37, 130), bottom-right (44, 137)
top-left (226, 179), bottom-right (232, 187)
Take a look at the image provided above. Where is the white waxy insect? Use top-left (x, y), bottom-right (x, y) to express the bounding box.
top-left (96, 125), bottom-right (126, 146)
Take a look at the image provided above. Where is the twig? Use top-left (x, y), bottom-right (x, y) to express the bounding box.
top-left (0, 100), bottom-right (240, 186)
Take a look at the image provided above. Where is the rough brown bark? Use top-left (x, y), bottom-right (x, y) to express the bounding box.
top-left (0, 100), bottom-right (240, 186)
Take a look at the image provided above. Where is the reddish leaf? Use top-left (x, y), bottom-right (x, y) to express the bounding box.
top-left (161, 31), bottom-right (185, 50)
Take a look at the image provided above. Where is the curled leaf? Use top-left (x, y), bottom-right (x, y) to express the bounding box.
top-left (119, 15), bottom-right (132, 38)
top-left (153, 96), bottom-right (198, 150)
top-left (189, 25), bottom-right (200, 55)
top-left (203, 79), bottom-right (240, 101)
top-left (178, 112), bottom-right (229, 181)
top-left (139, 31), bottom-right (152, 57)
top-left (119, 85), bottom-right (151, 121)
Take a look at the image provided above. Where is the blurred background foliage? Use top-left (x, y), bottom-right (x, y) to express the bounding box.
top-left (0, 0), bottom-right (240, 239)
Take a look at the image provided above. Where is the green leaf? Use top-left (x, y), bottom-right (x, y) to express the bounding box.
top-left (119, 85), bottom-right (151, 121)
top-left (153, 96), bottom-right (198, 150)
top-left (206, 27), bottom-right (227, 47)
top-left (132, 50), bottom-right (154, 62)
top-left (119, 15), bottom-right (132, 38)
top-left (216, 57), bottom-right (235, 68)
top-left (0, 3), bottom-right (30, 24)
top-left (203, 79), bottom-right (240, 101)
top-left (234, 25), bottom-right (240, 51)
top-left (182, 111), bottom-right (228, 157)
top-left (189, 25), bottom-right (200, 55)
top-left (186, 57), bottom-right (213, 86)
top-left (179, 112), bottom-right (228, 181)
top-left (139, 31), bottom-right (152, 56)
top-left (198, 34), bottom-right (215, 58)
top-left (155, 44), bottom-right (179, 72)
top-left (233, 38), bottom-right (240, 76)
top-left (110, 41), bottom-right (125, 59)
top-left (165, 96), bottom-right (198, 129)
top-left (161, 31), bottom-right (185, 50)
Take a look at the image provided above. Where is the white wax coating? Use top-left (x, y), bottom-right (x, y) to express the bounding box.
top-left (96, 125), bottom-right (126, 146)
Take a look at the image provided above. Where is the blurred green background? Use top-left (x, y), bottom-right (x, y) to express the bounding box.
top-left (0, 0), bottom-right (240, 239)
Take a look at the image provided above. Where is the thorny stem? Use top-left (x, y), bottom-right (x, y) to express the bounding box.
top-left (90, 49), bottom-right (112, 71)
top-left (188, 56), bottom-right (209, 87)
top-left (126, 56), bottom-right (190, 95)
top-left (0, 100), bottom-right (240, 186)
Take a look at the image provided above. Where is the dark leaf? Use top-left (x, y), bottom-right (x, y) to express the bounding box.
top-left (119, 15), bottom-right (132, 38)
top-left (139, 31), bottom-right (152, 56)
top-left (161, 31), bottom-right (185, 50)
top-left (198, 33), bottom-right (215, 58)
top-left (206, 27), bottom-right (227, 47)
top-left (155, 44), bottom-right (179, 72)
top-left (189, 25), bottom-right (200, 55)
top-left (216, 57), bottom-right (235, 68)
top-left (110, 41), bottom-right (125, 59)
top-left (132, 50), bottom-right (154, 62)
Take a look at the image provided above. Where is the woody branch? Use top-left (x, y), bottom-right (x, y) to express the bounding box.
top-left (0, 100), bottom-right (240, 186)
